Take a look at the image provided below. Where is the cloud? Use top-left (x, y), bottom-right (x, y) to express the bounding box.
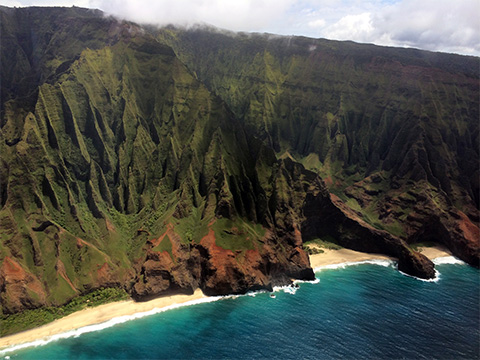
top-left (320, 0), bottom-right (480, 55)
top-left (2, 0), bottom-right (479, 55)
top-left (89, 0), bottom-right (295, 32)
top-left (323, 12), bottom-right (374, 43)
top-left (308, 18), bottom-right (326, 28)
top-left (1, 0), bottom-right (90, 6)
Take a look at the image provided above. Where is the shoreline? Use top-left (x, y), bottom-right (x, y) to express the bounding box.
top-left (0, 245), bottom-right (453, 352)
top-left (0, 289), bottom-right (207, 351)
top-left (308, 245), bottom-right (452, 270)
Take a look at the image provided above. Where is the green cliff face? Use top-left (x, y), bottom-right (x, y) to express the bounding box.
top-left (0, 7), bottom-right (478, 332)
top-left (0, 7), bottom-right (314, 320)
top-left (157, 27), bottom-right (479, 246)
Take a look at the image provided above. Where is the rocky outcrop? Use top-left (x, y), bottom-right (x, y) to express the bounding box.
top-left (397, 249), bottom-right (435, 279)
top-left (0, 257), bottom-right (47, 313)
top-left (131, 226), bottom-right (314, 301)
top-left (407, 210), bottom-right (480, 268)
top-left (298, 166), bottom-right (436, 279)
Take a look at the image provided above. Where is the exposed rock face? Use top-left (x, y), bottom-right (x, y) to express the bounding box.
top-left (295, 162), bottom-right (436, 279)
top-left (397, 250), bottom-right (435, 279)
top-left (131, 226), bottom-right (315, 301)
top-left (408, 210), bottom-right (480, 268)
top-left (0, 257), bottom-right (47, 313)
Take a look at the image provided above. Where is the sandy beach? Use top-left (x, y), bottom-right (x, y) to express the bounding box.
top-left (417, 245), bottom-right (452, 260)
top-left (0, 289), bottom-right (206, 350)
top-left (0, 245), bottom-right (454, 352)
top-left (309, 248), bottom-right (394, 269)
top-left (309, 245), bottom-right (452, 270)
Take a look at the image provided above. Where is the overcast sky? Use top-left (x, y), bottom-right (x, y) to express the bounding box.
top-left (2, 0), bottom-right (479, 56)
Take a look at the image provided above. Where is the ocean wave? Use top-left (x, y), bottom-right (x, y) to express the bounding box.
top-left (272, 284), bottom-right (300, 295)
top-left (0, 296), bottom-right (224, 356)
top-left (313, 259), bottom-right (396, 273)
top-left (398, 268), bottom-right (441, 283)
top-left (293, 278), bottom-right (320, 285)
top-left (245, 290), bottom-right (268, 297)
top-left (433, 256), bottom-right (466, 265)
top-left (314, 258), bottom-right (444, 283)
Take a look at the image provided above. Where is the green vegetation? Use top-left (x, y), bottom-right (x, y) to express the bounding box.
top-left (305, 237), bottom-right (343, 250)
top-left (173, 206), bottom-right (210, 244)
top-left (152, 235), bottom-right (173, 259)
top-left (410, 242), bottom-right (438, 251)
top-left (0, 288), bottom-right (128, 337)
top-left (161, 25), bottom-right (478, 243)
top-left (303, 246), bottom-right (325, 255)
top-left (212, 218), bottom-right (265, 251)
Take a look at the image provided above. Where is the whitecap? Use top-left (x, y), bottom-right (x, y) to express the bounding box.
top-left (272, 285), bottom-right (298, 295)
top-left (398, 268), bottom-right (441, 283)
top-left (314, 259), bottom-right (395, 272)
top-left (293, 278), bottom-right (320, 285)
top-left (245, 290), bottom-right (268, 297)
top-left (433, 256), bottom-right (466, 265)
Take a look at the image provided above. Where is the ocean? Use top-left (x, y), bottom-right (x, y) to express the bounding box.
top-left (2, 257), bottom-right (479, 359)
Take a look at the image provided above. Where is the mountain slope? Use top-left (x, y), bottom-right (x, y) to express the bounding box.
top-left (0, 6), bottom-right (474, 328)
top-left (157, 27), bottom-right (480, 265)
top-left (0, 8), bottom-right (312, 315)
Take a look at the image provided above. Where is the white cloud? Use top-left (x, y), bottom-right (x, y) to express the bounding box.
top-left (319, 0), bottom-right (480, 55)
top-left (323, 12), bottom-right (374, 42)
top-left (371, 0), bottom-right (480, 55)
top-left (1, 0), bottom-right (90, 6)
top-left (89, 0), bottom-right (295, 32)
top-left (1, 0), bottom-right (479, 55)
top-left (1, 0), bottom-right (23, 6)
top-left (308, 18), bottom-right (326, 28)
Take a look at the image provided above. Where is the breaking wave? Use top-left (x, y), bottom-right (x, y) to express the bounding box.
top-left (433, 256), bottom-right (466, 265)
top-left (398, 268), bottom-right (441, 283)
top-left (313, 259), bottom-right (395, 273)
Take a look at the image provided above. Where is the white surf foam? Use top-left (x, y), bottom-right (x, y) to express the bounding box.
top-left (293, 278), bottom-right (320, 285)
top-left (398, 268), bottom-right (441, 283)
top-left (0, 296), bottom-right (224, 356)
top-left (272, 285), bottom-right (298, 295)
top-left (313, 259), bottom-right (395, 273)
top-left (245, 290), bottom-right (268, 297)
top-left (433, 256), bottom-right (466, 265)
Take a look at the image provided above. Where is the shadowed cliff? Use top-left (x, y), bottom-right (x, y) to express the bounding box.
top-left (158, 27), bottom-right (479, 267)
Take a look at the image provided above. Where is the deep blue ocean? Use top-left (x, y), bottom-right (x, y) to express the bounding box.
top-left (2, 258), bottom-right (479, 360)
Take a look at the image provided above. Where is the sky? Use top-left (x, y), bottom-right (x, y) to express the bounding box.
top-left (1, 0), bottom-right (479, 56)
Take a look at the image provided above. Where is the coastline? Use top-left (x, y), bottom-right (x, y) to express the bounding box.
top-left (309, 248), bottom-right (394, 270)
top-left (0, 289), bottom-right (206, 351)
top-left (0, 245), bottom-right (453, 352)
top-left (309, 245), bottom-right (452, 271)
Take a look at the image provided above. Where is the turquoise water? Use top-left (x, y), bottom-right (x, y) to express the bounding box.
top-left (2, 259), bottom-right (479, 359)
